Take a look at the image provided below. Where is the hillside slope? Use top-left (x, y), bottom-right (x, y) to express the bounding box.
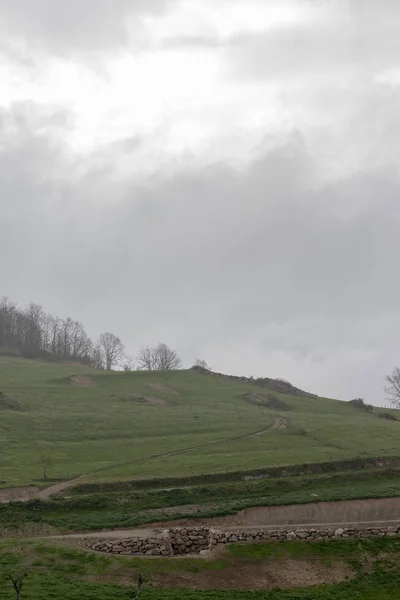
top-left (0, 358), bottom-right (399, 488)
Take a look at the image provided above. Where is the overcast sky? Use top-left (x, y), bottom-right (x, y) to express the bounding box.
top-left (1, 0), bottom-right (399, 404)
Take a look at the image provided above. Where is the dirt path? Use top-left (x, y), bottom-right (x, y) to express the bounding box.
top-left (0, 414), bottom-right (286, 502)
top-left (36, 475), bottom-right (87, 500)
top-left (249, 417), bottom-right (287, 436)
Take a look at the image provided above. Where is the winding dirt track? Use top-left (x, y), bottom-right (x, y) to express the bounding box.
top-left (37, 475), bottom-right (87, 500)
top-left (1, 416), bottom-right (287, 502)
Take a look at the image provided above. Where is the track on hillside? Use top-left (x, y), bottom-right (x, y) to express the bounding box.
top-left (0, 416), bottom-right (288, 502)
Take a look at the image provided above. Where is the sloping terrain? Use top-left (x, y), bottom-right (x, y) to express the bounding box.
top-left (0, 357), bottom-right (399, 489)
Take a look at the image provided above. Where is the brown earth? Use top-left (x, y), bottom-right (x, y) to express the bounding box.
top-left (144, 396), bottom-right (167, 406)
top-left (151, 557), bottom-right (353, 590)
top-left (122, 393), bottom-right (166, 406)
top-left (148, 383), bottom-right (180, 396)
top-left (69, 375), bottom-right (97, 388)
top-left (0, 485), bottom-right (39, 502)
top-left (244, 392), bottom-right (291, 412)
top-left (143, 497), bottom-right (400, 529)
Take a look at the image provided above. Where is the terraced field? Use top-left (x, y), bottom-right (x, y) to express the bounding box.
top-left (0, 357), bottom-right (399, 489)
top-left (2, 357), bottom-right (400, 598)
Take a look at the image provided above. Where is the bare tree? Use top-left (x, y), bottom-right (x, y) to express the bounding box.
top-left (99, 332), bottom-right (125, 371)
top-left (39, 452), bottom-right (53, 481)
top-left (123, 355), bottom-right (135, 372)
top-left (385, 367), bottom-right (400, 407)
top-left (156, 343), bottom-right (182, 370)
top-left (0, 295), bottom-right (126, 368)
top-left (2, 567), bottom-right (29, 600)
top-left (136, 345), bottom-right (157, 370)
top-left (132, 574), bottom-right (144, 600)
top-left (23, 303), bottom-right (45, 351)
top-left (136, 343), bottom-right (181, 371)
top-left (89, 342), bottom-right (105, 370)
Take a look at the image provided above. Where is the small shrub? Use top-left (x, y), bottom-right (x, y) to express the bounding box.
top-left (350, 398), bottom-right (374, 414)
top-left (378, 412), bottom-right (398, 421)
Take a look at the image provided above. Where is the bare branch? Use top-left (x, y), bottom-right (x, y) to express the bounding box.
top-left (123, 356), bottom-right (135, 372)
top-left (385, 367), bottom-right (400, 407)
top-left (2, 566), bottom-right (30, 600)
top-left (136, 343), bottom-right (181, 371)
top-left (194, 358), bottom-right (211, 371)
top-left (132, 574), bottom-right (144, 600)
top-left (99, 332), bottom-right (125, 371)
top-left (38, 452), bottom-right (53, 481)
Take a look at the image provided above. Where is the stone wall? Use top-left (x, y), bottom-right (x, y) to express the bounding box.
top-left (91, 533), bottom-right (172, 556)
top-left (89, 524), bottom-right (400, 556)
top-left (209, 525), bottom-right (400, 545)
top-left (169, 527), bottom-right (210, 555)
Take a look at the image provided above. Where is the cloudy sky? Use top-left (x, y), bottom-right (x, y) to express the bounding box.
top-left (1, 0), bottom-right (399, 404)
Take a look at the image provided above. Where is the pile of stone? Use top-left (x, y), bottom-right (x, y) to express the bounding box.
top-left (169, 527), bottom-right (210, 555)
top-left (90, 534), bottom-right (172, 556)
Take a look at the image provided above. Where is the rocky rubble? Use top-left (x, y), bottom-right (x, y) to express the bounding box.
top-left (89, 525), bottom-right (400, 556)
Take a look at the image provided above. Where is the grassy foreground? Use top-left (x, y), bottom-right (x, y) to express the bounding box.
top-left (1, 357), bottom-right (400, 487)
top-left (1, 537), bottom-right (400, 599)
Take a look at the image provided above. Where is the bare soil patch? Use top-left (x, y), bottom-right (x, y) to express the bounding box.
top-left (122, 393), bottom-right (167, 406)
top-left (148, 383), bottom-right (180, 396)
top-left (244, 392), bottom-right (290, 411)
top-left (69, 375), bottom-right (97, 388)
top-left (143, 497), bottom-right (400, 530)
top-left (152, 557), bottom-right (353, 590)
top-left (231, 497), bottom-right (400, 527)
top-left (0, 485), bottom-right (39, 502)
top-left (0, 392), bottom-right (22, 411)
top-left (144, 396), bottom-right (167, 406)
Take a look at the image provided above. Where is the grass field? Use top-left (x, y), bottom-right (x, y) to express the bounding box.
top-left (1, 357), bottom-right (400, 488)
top-left (2, 536), bottom-right (400, 599)
top-left (2, 357), bottom-right (400, 598)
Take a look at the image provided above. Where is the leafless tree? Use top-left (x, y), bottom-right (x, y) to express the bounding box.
top-left (99, 332), bottom-right (125, 370)
top-left (136, 343), bottom-right (181, 371)
top-left (39, 452), bottom-right (53, 480)
top-left (156, 343), bottom-right (182, 370)
top-left (123, 356), bottom-right (135, 372)
top-left (2, 566), bottom-right (29, 600)
top-left (89, 342), bottom-right (105, 369)
top-left (136, 345), bottom-right (157, 370)
top-left (132, 574), bottom-right (144, 599)
top-left (23, 303), bottom-right (45, 350)
top-left (0, 296), bottom-right (124, 368)
top-left (385, 367), bottom-right (400, 407)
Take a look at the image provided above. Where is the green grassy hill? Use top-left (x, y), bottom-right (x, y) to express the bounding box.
top-left (0, 357), bottom-right (399, 488)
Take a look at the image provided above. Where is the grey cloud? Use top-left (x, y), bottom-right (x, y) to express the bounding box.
top-left (223, 1), bottom-right (400, 81)
top-left (1, 74), bottom-right (400, 404)
top-left (0, 0), bottom-right (171, 54)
